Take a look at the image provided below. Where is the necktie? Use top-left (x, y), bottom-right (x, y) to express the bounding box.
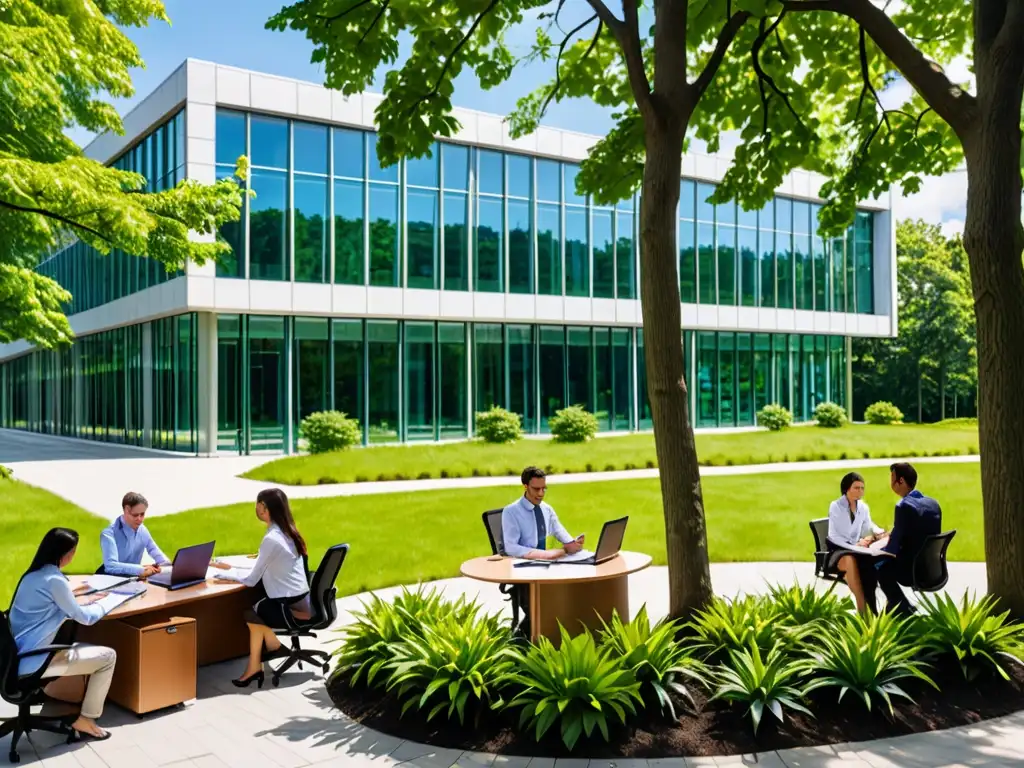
top-left (533, 505), bottom-right (546, 550)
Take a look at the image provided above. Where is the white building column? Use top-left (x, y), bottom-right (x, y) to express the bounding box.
top-left (196, 311), bottom-right (219, 456)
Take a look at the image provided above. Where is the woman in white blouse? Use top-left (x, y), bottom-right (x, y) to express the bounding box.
top-left (827, 472), bottom-right (886, 614)
top-left (210, 488), bottom-right (311, 688)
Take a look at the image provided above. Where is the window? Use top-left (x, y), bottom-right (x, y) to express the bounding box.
top-left (717, 222), bottom-right (737, 306)
top-left (776, 230), bottom-right (793, 309)
top-left (736, 333), bottom-right (753, 426)
top-left (216, 110), bottom-right (246, 166)
top-left (564, 164), bottom-right (585, 205)
top-left (293, 317), bottom-right (329, 451)
top-left (474, 324), bottom-right (504, 415)
top-left (680, 180), bottom-right (696, 219)
top-left (813, 235), bottom-right (828, 311)
top-left (293, 176), bottom-right (328, 283)
top-left (438, 323), bottom-right (468, 437)
top-left (248, 316), bottom-right (286, 452)
top-left (794, 233), bottom-right (813, 310)
top-left (537, 160), bottom-right (561, 202)
top-left (442, 144), bottom-right (469, 191)
top-left (508, 200), bottom-right (532, 294)
top-left (698, 223), bottom-right (716, 304)
top-left (567, 327), bottom-right (593, 412)
top-left (332, 319), bottom-right (364, 435)
top-left (293, 122), bottom-right (328, 175)
top-left (697, 332), bottom-right (716, 427)
top-left (334, 179), bottom-right (365, 285)
top-left (475, 197), bottom-right (503, 292)
top-left (565, 208), bottom-right (589, 297)
top-left (697, 182), bottom-right (716, 223)
top-left (679, 220), bottom-right (696, 303)
top-left (611, 328), bottom-right (633, 430)
top-left (367, 320), bottom-right (400, 442)
top-left (368, 185), bottom-right (399, 286)
top-left (592, 210), bottom-right (614, 298)
top-left (443, 193), bottom-right (468, 291)
top-left (250, 116), bottom-right (288, 169)
top-left (405, 322), bottom-right (435, 440)
top-left (249, 169), bottom-right (288, 281)
top-left (507, 324), bottom-right (535, 432)
top-left (368, 133), bottom-right (398, 183)
top-left (855, 212), bottom-right (874, 314)
top-left (507, 154), bottom-right (531, 199)
top-left (478, 150), bottom-right (504, 196)
top-left (407, 190), bottom-right (438, 289)
top-left (334, 129), bottom-right (364, 179)
top-left (616, 211), bottom-right (636, 299)
top-left (537, 204), bottom-right (562, 296)
top-left (407, 143), bottom-right (439, 188)
top-left (539, 326), bottom-right (566, 430)
top-left (216, 167), bottom-right (246, 278)
top-left (739, 228), bottom-right (758, 307)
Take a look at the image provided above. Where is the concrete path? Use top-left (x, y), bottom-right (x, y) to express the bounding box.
top-left (3, 563), bottom-right (1017, 768)
top-left (0, 429), bottom-right (981, 517)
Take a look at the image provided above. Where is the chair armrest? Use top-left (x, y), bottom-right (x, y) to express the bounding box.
top-left (17, 644), bottom-right (72, 659)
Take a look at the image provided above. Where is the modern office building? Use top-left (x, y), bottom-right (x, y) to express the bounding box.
top-left (0, 60), bottom-right (895, 456)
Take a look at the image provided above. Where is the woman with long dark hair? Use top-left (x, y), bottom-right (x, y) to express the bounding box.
top-left (210, 488), bottom-right (311, 687)
top-left (9, 528), bottom-right (118, 740)
top-left (827, 472), bottom-right (887, 614)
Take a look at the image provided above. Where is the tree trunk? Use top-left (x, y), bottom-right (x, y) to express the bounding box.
top-left (940, 364), bottom-right (946, 422)
top-left (639, 126), bottom-right (713, 619)
top-left (917, 366), bottom-right (923, 423)
top-left (963, 29), bottom-right (1024, 616)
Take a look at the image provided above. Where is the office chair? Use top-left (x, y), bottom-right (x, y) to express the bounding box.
top-left (0, 609), bottom-right (77, 763)
top-left (911, 530), bottom-right (957, 592)
top-left (267, 543), bottom-right (348, 687)
top-left (481, 509), bottom-right (521, 631)
top-left (808, 518), bottom-right (845, 583)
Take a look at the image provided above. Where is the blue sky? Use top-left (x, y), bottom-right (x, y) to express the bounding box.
top-left (79, 0), bottom-right (966, 233)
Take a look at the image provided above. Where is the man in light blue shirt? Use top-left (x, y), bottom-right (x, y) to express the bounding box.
top-left (502, 467), bottom-right (584, 638)
top-left (502, 467), bottom-right (585, 560)
top-left (98, 491), bottom-right (171, 578)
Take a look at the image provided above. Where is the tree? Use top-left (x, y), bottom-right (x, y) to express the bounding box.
top-left (853, 220), bottom-right (977, 422)
top-left (267, 0), bottom-right (1023, 615)
top-left (0, 0), bottom-right (245, 348)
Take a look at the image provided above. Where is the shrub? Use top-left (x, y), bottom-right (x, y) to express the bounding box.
top-left (0, 465), bottom-right (12, 481)
top-left (507, 627), bottom-right (643, 750)
top-left (598, 606), bottom-right (704, 720)
top-left (387, 606), bottom-right (514, 726)
top-left (865, 401), bottom-right (904, 425)
top-left (688, 596), bottom-right (785, 659)
top-left (709, 641), bottom-right (818, 734)
top-left (549, 405), bottom-right (600, 443)
top-left (475, 406), bottom-right (523, 444)
top-left (809, 611), bottom-right (935, 714)
top-left (814, 401), bottom-right (847, 428)
top-left (915, 592), bottom-right (1024, 681)
top-left (767, 583), bottom-right (854, 628)
top-left (300, 410), bottom-right (362, 454)
top-left (757, 404), bottom-right (793, 432)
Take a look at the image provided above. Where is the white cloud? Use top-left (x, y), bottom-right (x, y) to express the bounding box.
top-left (893, 170), bottom-right (967, 234)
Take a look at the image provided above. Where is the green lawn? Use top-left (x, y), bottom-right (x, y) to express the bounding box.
top-left (0, 461), bottom-right (982, 606)
top-left (243, 420), bottom-right (980, 486)
top-left (155, 463), bottom-right (983, 597)
top-left (0, 481), bottom-right (108, 606)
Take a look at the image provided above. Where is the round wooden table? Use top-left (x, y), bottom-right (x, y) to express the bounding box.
top-left (460, 551), bottom-right (652, 644)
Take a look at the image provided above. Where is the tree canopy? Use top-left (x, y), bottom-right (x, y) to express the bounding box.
top-left (0, 0), bottom-right (245, 348)
top-left (854, 220), bottom-right (977, 422)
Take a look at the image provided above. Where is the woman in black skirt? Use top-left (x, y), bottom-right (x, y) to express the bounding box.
top-left (210, 488), bottom-right (311, 687)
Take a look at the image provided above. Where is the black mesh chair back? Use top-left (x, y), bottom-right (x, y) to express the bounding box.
top-left (912, 530), bottom-right (956, 592)
top-left (307, 544), bottom-right (348, 630)
top-left (809, 518), bottom-right (836, 580)
top-left (482, 509), bottom-right (504, 555)
top-left (0, 609), bottom-right (22, 705)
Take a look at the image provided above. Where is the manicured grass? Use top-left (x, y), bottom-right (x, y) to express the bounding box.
top-left (153, 463), bottom-right (983, 597)
top-left (0, 480), bottom-right (107, 606)
top-left (242, 420), bottom-right (981, 486)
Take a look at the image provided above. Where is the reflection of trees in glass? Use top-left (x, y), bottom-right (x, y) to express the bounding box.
top-left (334, 213), bottom-right (364, 284)
top-left (294, 211), bottom-right (327, 283)
top-left (508, 224), bottom-right (531, 292)
top-left (475, 224), bottom-right (501, 291)
top-left (249, 208), bottom-right (286, 281)
top-left (369, 217), bottom-right (398, 286)
top-left (407, 220), bottom-right (436, 288)
top-left (216, 173), bottom-right (244, 277)
top-left (616, 235), bottom-right (635, 299)
top-left (443, 222), bottom-right (467, 291)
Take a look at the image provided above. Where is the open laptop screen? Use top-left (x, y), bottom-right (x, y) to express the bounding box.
top-left (595, 517), bottom-right (628, 562)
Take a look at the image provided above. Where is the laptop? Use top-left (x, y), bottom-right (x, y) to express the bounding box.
top-left (553, 517), bottom-right (628, 565)
top-left (147, 541), bottom-right (216, 590)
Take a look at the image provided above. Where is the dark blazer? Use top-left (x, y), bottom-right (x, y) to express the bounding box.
top-left (882, 489), bottom-right (942, 582)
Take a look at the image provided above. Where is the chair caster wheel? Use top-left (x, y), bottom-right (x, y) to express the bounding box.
top-left (10, 751), bottom-right (20, 763)
top-left (271, 676), bottom-right (281, 688)
top-left (322, 663), bottom-right (329, 674)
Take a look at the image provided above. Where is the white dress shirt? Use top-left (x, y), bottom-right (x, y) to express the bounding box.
top-left (221, 524), bottom-right (309, 599)
top-left (827, 496), bottom-right (884, 547)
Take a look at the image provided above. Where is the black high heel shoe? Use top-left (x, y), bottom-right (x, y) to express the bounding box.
top-left (232, 671), bottom-right (264, 689)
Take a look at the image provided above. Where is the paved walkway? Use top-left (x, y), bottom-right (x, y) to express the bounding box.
top-left (1, 430), bottom-right (981, 517)
top-left (3, 563), bottom-right (1018, 768)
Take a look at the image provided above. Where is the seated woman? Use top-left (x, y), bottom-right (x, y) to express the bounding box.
top-left (9, 528), bottom-right (118, 741)
top-left (210, 488), bottom-right (311, 688)
top-left (827, 472), bottom-right (886, 614)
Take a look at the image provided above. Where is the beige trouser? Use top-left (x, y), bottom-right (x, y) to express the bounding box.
top-left (41, 643), bottom-right (117, 719)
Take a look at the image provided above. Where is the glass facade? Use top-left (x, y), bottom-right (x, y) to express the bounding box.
top-left (0, 314), bottom-right (198, 452)
top-left (678, 180), bottom-right (874, 313)
top-left (35, 111), bottom-right (188, 314)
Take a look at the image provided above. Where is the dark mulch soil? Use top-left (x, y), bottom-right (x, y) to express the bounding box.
top-left (329, 663), bottom-right (1024, 758)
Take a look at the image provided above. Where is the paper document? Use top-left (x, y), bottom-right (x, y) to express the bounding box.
top-left (96, 589), bottom-right (145, 613)
top-left (555, 549), bottom-right (596, 563)
top-left (87, 575), bottom-right (147, 595)
top-left (827, 536), bottom-right (895, 557)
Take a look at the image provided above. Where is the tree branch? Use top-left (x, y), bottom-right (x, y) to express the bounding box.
top-left (404, 0), bottom-right (500, 115)
top-left (540, 16), bottom-right (602, 118)
top-left (318, 0), bottom-right (374, 26)
top-left (0, 198), bottom-right (113, 245)
top-left (582, 0), bottom-right (653, 115)
top-left (858, 26), bottom-right (890, 130)
top-left (750, 11), bottom-right (807, 131)
top-left (690, 11), bottom-right (752, 102)
top-left (357, 0), bottom-right (390, 46)
top-left (781, 0), bottom-right (978, 135)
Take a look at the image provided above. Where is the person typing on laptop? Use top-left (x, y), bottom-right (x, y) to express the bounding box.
top-left (98, 492), bottom-right (171, 579)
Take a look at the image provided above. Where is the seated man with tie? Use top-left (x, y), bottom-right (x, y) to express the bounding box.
top-left (501, 467), bottom-right (585, 636)
top-left (98, 491), bottom-right (171, 578)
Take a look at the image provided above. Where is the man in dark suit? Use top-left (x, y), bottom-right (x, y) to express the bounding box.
top-left (866, 462), bottom-right (942, 615)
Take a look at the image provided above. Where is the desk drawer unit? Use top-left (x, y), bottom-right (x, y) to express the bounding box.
top-left (83, 614), bottom-right (197, 715)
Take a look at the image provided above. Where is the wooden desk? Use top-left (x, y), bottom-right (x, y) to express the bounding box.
top-left (68, 575), bottom-right (252, 666)
top-left (460, 551), bottom-right (652, 645)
